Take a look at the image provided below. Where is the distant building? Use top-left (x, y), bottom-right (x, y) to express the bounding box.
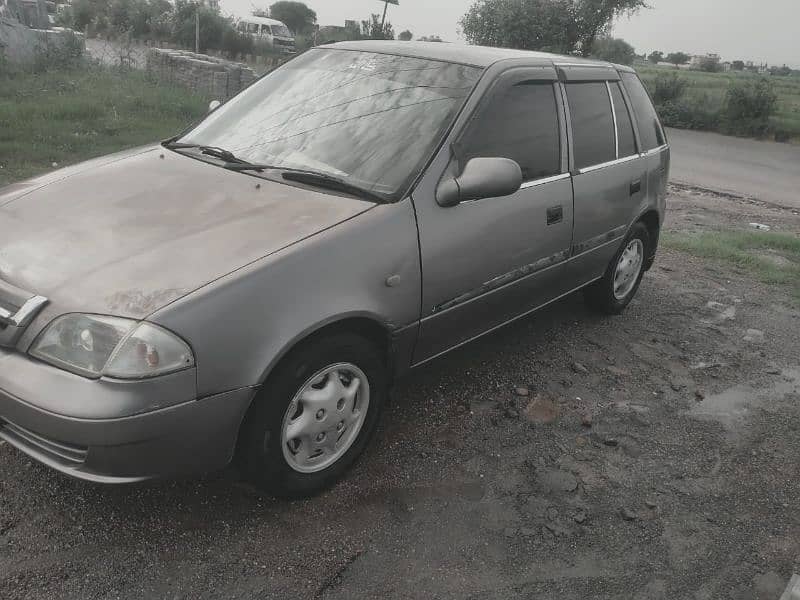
top-left (689, 53), bottom-right (720, 69)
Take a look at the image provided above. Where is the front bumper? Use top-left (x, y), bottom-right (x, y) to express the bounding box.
top-left (0, 349), bottom-right (255, 483)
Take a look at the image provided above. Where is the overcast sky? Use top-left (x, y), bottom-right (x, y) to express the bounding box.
top-left (220, 0), bottom-right (798, 67)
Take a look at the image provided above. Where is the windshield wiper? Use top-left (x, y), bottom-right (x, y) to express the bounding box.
top-left (163, 142), bottom-right (254, 165)
top-left (281, 171), bottom-right (385, 203)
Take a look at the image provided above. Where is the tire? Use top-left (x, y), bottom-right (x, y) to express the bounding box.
top-left (583, 222), bottom-right (650, 315)
top-left (237, 333), bottom-right (386, 498)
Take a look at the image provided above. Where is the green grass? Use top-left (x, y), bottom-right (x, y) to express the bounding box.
top-left (0, 68), bottom-right (207, 186)
top-left (636, 64), bottom-right (800, 141)
top-left (663, 230), bottom-right (800, 302)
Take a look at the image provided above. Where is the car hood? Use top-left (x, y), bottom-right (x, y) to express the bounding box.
top-left (0, 145), bottom-right (374, 320)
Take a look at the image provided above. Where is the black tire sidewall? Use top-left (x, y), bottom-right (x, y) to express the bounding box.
top-left (239, 333), bottom-right (386, 498)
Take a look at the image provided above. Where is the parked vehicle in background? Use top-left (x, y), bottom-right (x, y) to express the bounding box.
top-left (235, 16), bottom-right (296, 54)
top-left (0, 41), bottom-right (668, 498)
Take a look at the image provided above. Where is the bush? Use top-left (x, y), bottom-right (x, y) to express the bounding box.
top-left (651, 72), bottom-right (688, 104)
top-left (656, 93), bottom-right (720, 131)
top-left (221, 28), bottom-right (253, 59)
top-left (722, 78), bottom-right (778, 136)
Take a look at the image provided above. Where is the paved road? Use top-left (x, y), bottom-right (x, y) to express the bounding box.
top-left (667, 127), bottom-right (800, 209)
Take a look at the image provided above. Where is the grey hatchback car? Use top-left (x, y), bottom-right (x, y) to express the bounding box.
top-left (0, 41), bottom-right (668, 496)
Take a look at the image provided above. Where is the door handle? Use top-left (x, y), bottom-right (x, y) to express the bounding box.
top-left (546, 205), bottom-right (563, 225)
top-left (630, 179), bottom-right (642, 195)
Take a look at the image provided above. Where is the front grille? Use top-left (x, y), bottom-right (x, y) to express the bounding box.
top-left (0, 419), bottom-right (88, 464)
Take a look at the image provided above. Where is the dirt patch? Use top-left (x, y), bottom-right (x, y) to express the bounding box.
top-left (2, 185), bottom-right (800, 600)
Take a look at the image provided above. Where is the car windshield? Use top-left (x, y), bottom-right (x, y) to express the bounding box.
top-left (178, 49), bottom-right (481, 199)
top-left (271, 24), bottom-right (292, 37)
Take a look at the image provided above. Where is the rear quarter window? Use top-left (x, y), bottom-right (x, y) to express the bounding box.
top-left (620, 72), bottom-right (665, 151)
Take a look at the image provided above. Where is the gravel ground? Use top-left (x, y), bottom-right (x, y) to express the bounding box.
top-left (2, 186), bottom-right (799, 600)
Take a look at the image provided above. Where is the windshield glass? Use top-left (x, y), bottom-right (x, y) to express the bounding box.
top-left (271, 24), bottom-right (292, 37)
top-left (179, 49), bottom-right (481, 199)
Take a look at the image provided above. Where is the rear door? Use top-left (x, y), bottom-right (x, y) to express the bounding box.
top-left (561, 66), bottom-right (648, 282)
top-left (411, 65), bottom-right (574, 364)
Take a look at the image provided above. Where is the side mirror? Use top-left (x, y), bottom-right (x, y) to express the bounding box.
top-left (208, 100), bottom-right (221, 113)
top-left (436, 157), bottom-right (522, 207)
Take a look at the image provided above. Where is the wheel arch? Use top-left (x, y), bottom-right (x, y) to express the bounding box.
top-left (634, 208), bottom-right (661, 270)
top-left (257, 313), bottom-right (393, 389)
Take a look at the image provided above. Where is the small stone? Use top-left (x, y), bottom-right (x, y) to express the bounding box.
top-left (694, 390), bottom-right (705, 401)
top-left (573, 511), bottom-right (587, 524)
top-left (504, 409), bottom-right (519, 420)
top-left (765, 367), bottom-right (781, 375)
top-left (523, 395), bottom-right (559, 425)
top-left (572, 362), bottom-right (589, 374)
top-left (743, 328), bottom-right (765, 343)
top-left (51, 162), bottom-right (58, 168)
top-left (645, 499), bottom-right (658, 509)
top-left (515, 386), bottom-right (530, 397)
top-left (504, 527), bottom-right (517, 538)
top-left (519, 527), bottom-right (537, 537)
top-left (620, 507), bottom-right (638, 521)
top-left (575, 436), bottom-right (587, 447)
top-left (670, 382), bottom-right (682, 392)
top-left (606, 365), bottom-right (631, 377)
top-left (603, 437), bottom-right (619, 447)
top-left (580, 413), bottom-right (593, 428)
top-left (539, 470), bottom-right (578, 493)
top-left (752, 571), bottom-right (785, 599)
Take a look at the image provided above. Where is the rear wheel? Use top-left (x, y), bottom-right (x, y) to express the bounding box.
top-left (584, 222), bottom-right (650, 314)
top-left (238, 333), bottom-right (386, 497)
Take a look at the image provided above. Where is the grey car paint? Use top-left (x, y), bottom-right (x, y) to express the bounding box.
top-left (0, 41), bottom-right (669, 483)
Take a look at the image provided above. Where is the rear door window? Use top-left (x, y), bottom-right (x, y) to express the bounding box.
top-left (460, 81), bottom-right (561, 182)
top-left (620, 72), bottom-right (665, 151)
top-left (609, 82), bottom-right (637, 157)
top-left (565, 82), bottom-right (616, 170)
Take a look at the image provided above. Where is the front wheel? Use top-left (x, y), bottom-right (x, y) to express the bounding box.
top-left (237, 333), bottom-right (386, 498)
top-left (584, 222), bottom-right (650, 314)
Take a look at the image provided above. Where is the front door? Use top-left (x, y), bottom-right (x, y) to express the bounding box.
top-left (411, 66), bottom-right (575, 364)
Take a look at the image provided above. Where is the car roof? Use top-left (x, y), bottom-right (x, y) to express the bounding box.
top-left (239, 16), bottom-right (286, 26)
top-left (324, 40), bottom-right (636, 72)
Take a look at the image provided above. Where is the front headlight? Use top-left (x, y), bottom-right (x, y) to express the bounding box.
top-left (30, 314), bottom-right (194, 379)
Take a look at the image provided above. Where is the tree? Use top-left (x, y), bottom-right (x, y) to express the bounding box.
top-left (731, 60), bottom-right (745, 71)
top-left (361, 13), bottom-right (394, 39)
top-left (591, 36), bottom-right (635, 65)
top-left (459, 0), bottom-right (647, 56)
top-left (418, 35), bottom-right (443, 42)
top-left (697, 56), bottom-right (720, 72)
top-left (398, 29), bottom-right (413, 40)
top-left (769, 65), bottom-right (791, 77)
top-left (665, 51), bottom-right (690, 66)
top-left (269, 1), bottom-right (316, 35)
top-left (647, 50), bottom-right (663, 64)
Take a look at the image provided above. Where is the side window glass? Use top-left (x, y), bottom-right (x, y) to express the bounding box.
top-left (460, 81), bottom-right (561, 182)
top-left (620, 72), bottom-right (664, 151)
top-left (610, 82), bottom-right (637, 157)
top-left (565, 82), bottom-right (616, 170)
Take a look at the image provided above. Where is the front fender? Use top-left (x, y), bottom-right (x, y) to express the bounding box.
top-left (150, 199), bottom-right (421, 398)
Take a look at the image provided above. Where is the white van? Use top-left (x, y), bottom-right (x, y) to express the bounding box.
top-left (236, 16), bottom-right (296, 54)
